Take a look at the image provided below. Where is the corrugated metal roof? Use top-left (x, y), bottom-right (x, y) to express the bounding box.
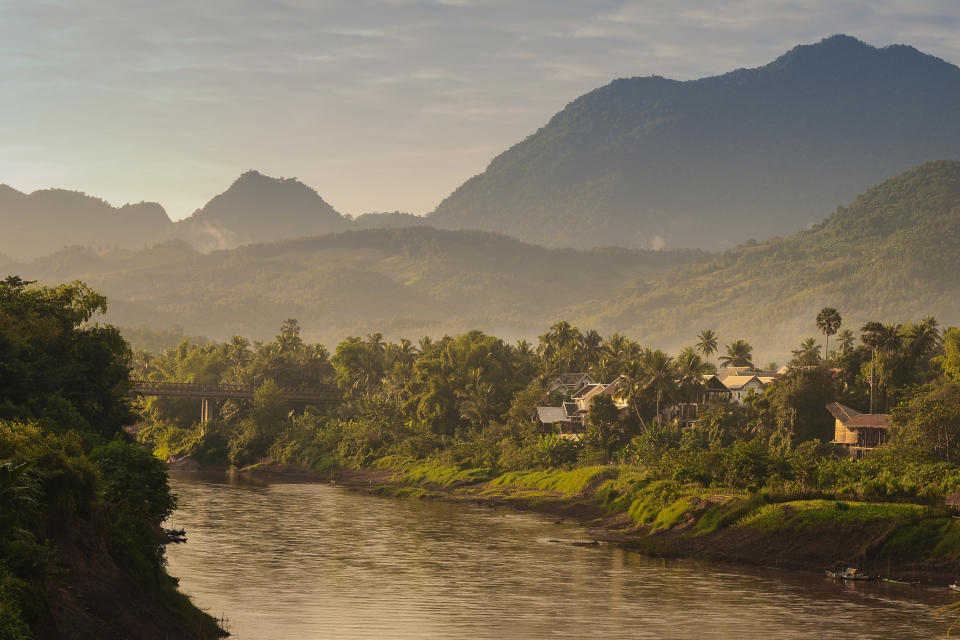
top-left (571, 383), bottom-right (604, 398)
top-left (537, 406), bottom-right (569, 423)
top-left (722, 375), bottom-right (762, 390)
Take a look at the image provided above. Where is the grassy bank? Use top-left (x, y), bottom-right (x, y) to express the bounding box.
top-left (345, 460), bottom-right (960, 583)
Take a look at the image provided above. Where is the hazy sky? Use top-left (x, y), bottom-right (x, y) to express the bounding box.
top-left (1, 1), bottom-right (958, 220)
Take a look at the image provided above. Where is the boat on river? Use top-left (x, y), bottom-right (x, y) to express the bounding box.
top-left (826, 568), bottom-right (876, 581)
top-left (949, 582), bottom-right (960, 592)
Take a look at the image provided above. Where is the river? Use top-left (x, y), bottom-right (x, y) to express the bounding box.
top-left (165, 473), bottom-right (957, 639)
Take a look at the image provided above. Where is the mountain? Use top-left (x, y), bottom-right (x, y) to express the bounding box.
top-left (0, 185), bottom-right (172, 261)
top-left (4, 227), bottom-right (703, 348)
top-left (0, 170), bottom-right (399, 260)
top-left (173, 170), bottom-right (351, 250)
top-left (576, 160), bottom-right (960, 357)
top-left (428, 35), bottom-right (960, 251)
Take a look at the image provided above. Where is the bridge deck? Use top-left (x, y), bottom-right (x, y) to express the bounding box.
top-left (129, 380), bottom-right (338, 402)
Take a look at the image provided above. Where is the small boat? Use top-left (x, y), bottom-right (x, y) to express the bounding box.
top-left (826, 568), bottom-right (876, 581)
top-left (949, 582), bottom-right (960, 592)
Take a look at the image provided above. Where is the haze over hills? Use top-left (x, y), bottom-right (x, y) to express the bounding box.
top-left (0, 185), bottom-right (171, 261)
top-left (6, 227), bottom-right (702, 348)
top-left (3, 161), bottom-right (958, 361)
top-left (428, 35), bottom-right (960, 251)
top-left (0, 171), bottom-right (429, 260)
top-left (578, 160), bottom-right (960, 356)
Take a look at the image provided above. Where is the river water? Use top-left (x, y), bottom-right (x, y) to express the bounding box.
top-left (165, 473), bottom-right (957, 639)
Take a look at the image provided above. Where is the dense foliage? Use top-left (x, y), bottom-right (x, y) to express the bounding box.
top-left (0, 277), bottom-right (220, 639)
top-left (135, 308), bottom-right (960, 505)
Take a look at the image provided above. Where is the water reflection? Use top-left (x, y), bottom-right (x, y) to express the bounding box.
top-left (165, 474), bottom-right (954, 639)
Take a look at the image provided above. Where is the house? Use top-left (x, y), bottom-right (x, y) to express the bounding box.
top-left (719, 375), bottom-right (768, 403)
top-left (535, 376), bottom-right (630, 437)
top-left (946, 488), bottom-right (960, 512)
top-left (535, 406), bottom-right (583, 436)
top-left (826, 402), bottom-right (890, 459)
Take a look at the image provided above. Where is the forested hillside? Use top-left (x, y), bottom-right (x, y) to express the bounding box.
top-left (581, 160), bottom-right (960, 355)
top-left (429, 35), bottom-right (960, 251)
top-left (9, 227), bottom-right (702, 348)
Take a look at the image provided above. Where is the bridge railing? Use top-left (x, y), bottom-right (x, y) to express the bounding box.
top-left (129, 380), bottom-right (339, 402)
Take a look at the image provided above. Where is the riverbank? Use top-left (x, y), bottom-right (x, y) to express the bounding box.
top-left (210, 460), bottom-right (960, 586)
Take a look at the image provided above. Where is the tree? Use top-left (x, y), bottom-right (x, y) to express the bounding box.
top-left (815, 307), bottom-right (842, 360)
top-left (642, 350), bottom-right (677, 418)
top-left (583, 394), bottom-right (623, 463)
top-left (836, 329), bottom-right (855, 355)
top-left (860, 322), bottom-right (884, 413)
top-left (577, 329), bottom-right (604, 373)
top-left (892, 383), bottom-right (960, 463)
top-left (789, 337), bottom-right (822, 369)
top-left (405, 330), bottom-right (524, 435)
top-left (906, 316), bottom-right (942, 361)
top-left (719, 339), bottom-right (754, 369)
top-left (537, 320), bottom-right (583, 375)
top-left (676, 347), bottom-right (712, 403)
top-left (860, 322), bottom-right (902, 413)
top-left (696, 329), bottom-right (719, 360)
top-left (0, 277), bottom-right (134, 438)
top-left (277, 319), bottom-right (303, 352)
top-left (943, 328), bottom-right (960, 386)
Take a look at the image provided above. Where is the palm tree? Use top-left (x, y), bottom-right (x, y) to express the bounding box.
top-left (696, 329), bottom-right (719, 360)
top-left (226, 335), bottom-right (252, 383)
top-left (907, 316), bottom-right (942, 360)
top-left (836, 329), bottom-right (855, 355)
top-left (719, 339), bottom-right (754, 369)
top-left (538, 320), bottom-right (582, 373)
top-left (861, 321), bottom-right (903, 413)
top-left (815, 307), bottom-right (842, 361)
top-left (789, 337), bottom-right (822, 368)
top-left (418, 336), bottom-right (433, 352)
top-left (366, 332), bottom-right (386, 356)
top-left (642, 349), bottom-right (677, 418)
top-left (578, 329), bottom-right (604, 372)
top-left (457, 368), bottom-right (495, 428)
top-left (676, 347), bottom-right (711, 403)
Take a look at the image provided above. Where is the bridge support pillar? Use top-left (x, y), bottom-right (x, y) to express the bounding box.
top-left (201, 397), bottom-right (216, 424)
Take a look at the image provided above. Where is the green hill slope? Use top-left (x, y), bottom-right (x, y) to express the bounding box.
top-left (577, 160), bottom-right (960, 357)
top-left (429, 35), bottom-right (960, 251)
top-left (6, 227), bottom-right (702, 347)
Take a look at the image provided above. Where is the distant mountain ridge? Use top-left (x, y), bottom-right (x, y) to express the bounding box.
top-left (0, 171), bottom-right (429, 260)
top-left (3, 35), bottom-right (960, 261)
top-left (427, 35), bottom-right (960, 250)
top-left (2, 161), bottom-right (957, 360)
top-left (0, 186), bottom-right (171, 261)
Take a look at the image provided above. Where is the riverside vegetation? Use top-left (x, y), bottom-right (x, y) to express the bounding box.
top-left (0, 277), bottom-right (224, 640)
top-left (132, 301), bottom-right (960, 578)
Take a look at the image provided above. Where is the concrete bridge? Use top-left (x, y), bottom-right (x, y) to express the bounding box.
top-left (129, 380), bottom-right (339, 422)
